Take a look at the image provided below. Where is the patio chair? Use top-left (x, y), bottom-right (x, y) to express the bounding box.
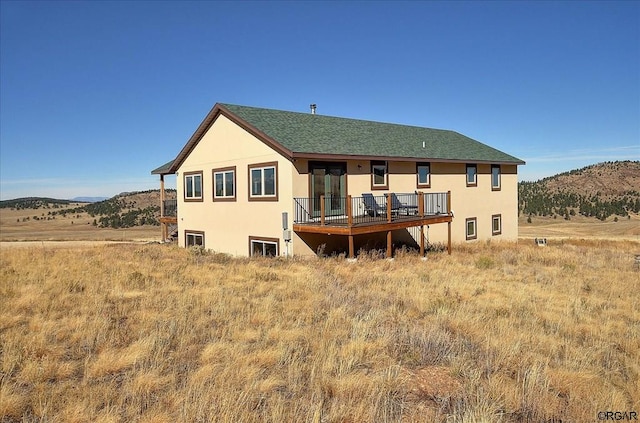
top-left (390, 193), bottom-right (419, 216)
top-left (362, 193), bottom-right (387, 217)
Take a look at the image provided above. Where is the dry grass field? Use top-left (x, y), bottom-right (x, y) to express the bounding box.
top-left (0, 206), bottom-right (159, 242)
top-left (519, 214), bottom-right (640, 242)
top-left (1, 239), bottom-right (638, 422)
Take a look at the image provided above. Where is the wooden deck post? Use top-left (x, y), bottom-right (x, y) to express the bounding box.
top-left (386, 230), bottom-right (392, 258)
top-left (419, 225), bottom-right (425, 256)
top-left (346, 195), bottom-right (353, 227)
top-left (386, 193), bottom-right (392, 223)
top-left (348, 235), bottom-right (354, 258)
top-left (418, 191), bottom-right (424, 217)
top-left (447, 191), bottom-right (452, 255)
top-left (160, 175), bottom-right (166, 241)
top-left (320, 195), bottom-right (325, 226)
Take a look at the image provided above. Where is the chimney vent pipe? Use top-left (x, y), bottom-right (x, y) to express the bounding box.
top-left (310, 104), bottom-right (317, 115)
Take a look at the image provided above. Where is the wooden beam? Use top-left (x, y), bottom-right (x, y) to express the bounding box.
top-left (346, 195), bottom-right (353, 227)
top-left (419, 225), bottom-right (425, 256)
top-left (386, 230), bottom-right (392, 258)
top-left (386, 193), bottom-right (392, 223)
top-left (160, 174), bottom-right (166, 241)
top-left (348, 235), bottom-right (354, 258)
top-left (418, 191), bottom-right (424, 217)
top-left (292, 215), bottom-right (452, 236)
top-left (320, 195), bottom-right (325, 226)
top-left (447, 221), bottom-right (452, 255)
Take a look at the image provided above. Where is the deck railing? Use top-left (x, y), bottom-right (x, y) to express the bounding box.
top-left (162, 199), bottom-right (177, 217)
top-left (293, 192), bottom-right (450, 226)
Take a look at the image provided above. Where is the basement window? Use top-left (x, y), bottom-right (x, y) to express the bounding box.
top-left (466, 217), bottom-right (477, 240)
top-left (492, 214), bottom-right (502, 235)
top-left (185, 231), bottom-right (204, 247)
top-left (249, 236), bottom-right (279, 257)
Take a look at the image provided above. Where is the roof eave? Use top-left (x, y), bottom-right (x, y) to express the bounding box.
top-left (169, 103), bottom-right (295, 173)
top-left (291, 152), bottom-right (525, 165)
top-left (151, 159), bottom-right (176, 175)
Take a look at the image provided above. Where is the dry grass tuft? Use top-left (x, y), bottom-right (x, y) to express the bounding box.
top-left (1, 240), bottom-right (638, 421)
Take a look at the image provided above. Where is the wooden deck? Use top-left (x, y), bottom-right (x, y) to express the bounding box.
top-left (293, 192), bottom-right (453, 258)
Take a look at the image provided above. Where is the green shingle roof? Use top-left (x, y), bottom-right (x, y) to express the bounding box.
top-left (220, 103), bottom-right (524, 164)
top-left (151, 160), bottom-right (175, 175)
top-left (161, 103), bottom-right (524, 174)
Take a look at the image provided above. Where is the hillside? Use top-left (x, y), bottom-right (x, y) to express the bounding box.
top-left (0, 190), bottom-right (176, 229)
top-left (519, 161), bottom-right (640, 220)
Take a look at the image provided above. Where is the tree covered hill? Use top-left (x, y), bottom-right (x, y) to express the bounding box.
top-left (519, 161), bottom-right (640, 220)
top-left (1, 190), bottom-right (176, 229)
top-left (0, 197), bottom-right (76, 209)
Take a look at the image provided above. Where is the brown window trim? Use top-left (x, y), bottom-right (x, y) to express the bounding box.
top-left (185, 230), bottom-right (205, 248)
top-left (248, 161), bottom-right (279, 202)
top-left (184, 171), bottom-right (204, 202)
top-left (491, 165), bottom-right (501, 191)
top-left (248, 236), bottom-right (280, 257)
top-left (212, 166), bottom-right (237, 202)
top-left (371, 160), bottom-right (388, 190)
top-left (416, 162), bottom-right (431, 189)
top-left (492, 214), bottom-right (502, 236)
top-left (466, 217), bottom-right (477, 240)
top-left (466, 164), bottom-right (477, 187)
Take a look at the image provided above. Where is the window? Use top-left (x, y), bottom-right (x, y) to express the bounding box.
top-left (184, 171), bottom-right (203, 201)
top-left (213, 166), bottom-right (236, 201)
top-left (417, 162), bottom-right (431, 188)
top-left (249, 162), bottom-right (278, 201)
top-left (185, 231), bottom-right (204, 247)
top-left (491, 165), bottom-right (501, 191)
top-left (371, 161), bottom-right (388, 190)
top-left (466, 164), bottom-right (477, 187)
top-left (466, 217), bottom-right (477, 240)
top-left (492, 214), bottom-right (502, 235)
top-left (249, 236), bottom-right (279, 257)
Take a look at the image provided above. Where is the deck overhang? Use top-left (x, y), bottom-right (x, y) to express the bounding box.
top-left (293, 214), bottom-right (452, 236)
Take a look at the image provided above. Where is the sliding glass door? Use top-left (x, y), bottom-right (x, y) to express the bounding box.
top-left (310, 162), bottom-right (347, 217)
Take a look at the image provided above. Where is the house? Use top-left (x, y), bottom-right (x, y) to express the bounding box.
top-left (152, 103), bottom-right (525, 258)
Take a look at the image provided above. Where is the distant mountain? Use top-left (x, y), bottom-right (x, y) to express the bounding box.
top-left (71, 196), bottom-right (108, 203)
top-left (0, 197), bottom-right (74, 209)
top-left (519, 161), bottom-right (640, 220)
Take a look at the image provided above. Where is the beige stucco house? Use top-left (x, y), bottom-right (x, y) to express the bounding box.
top-left (152, 103), bottom-right (524, 258)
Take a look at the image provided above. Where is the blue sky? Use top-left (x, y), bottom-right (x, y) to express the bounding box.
top-left (1, 1), bottom-right (638, 200)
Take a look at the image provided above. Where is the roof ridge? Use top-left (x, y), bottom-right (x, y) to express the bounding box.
top-left (220, 103), bottom-right (457, 133)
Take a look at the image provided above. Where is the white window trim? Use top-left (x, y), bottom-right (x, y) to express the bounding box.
top-left (184, 172), bottom-right (203, 201)
top-left (371, 161), bottom-right (388, 190)
top-left (466, 164), bottom-right (477, 187)
top-left (466, 217), bottom-right (477, 240)
top-left (417, 162), bottom-right (431, 188)
top-left (491, 165), bottom-right (501, 191)
top-left (249, 162), bottom-right (278, 200)
top-left (492, 214), bottom-right (502, 235)
top-left (249, 237), bottom-right (279, 257)
top-left (185, 231), bottom-right (204, 247)
top-left (213, 167), bottom-right (236, 201)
